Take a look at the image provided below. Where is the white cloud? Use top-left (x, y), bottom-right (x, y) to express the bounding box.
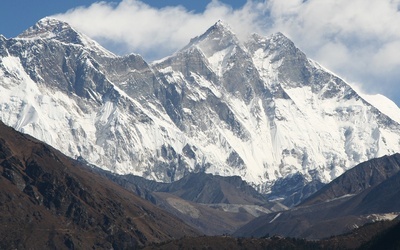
top-left (54, 0), bottom-right (263, 60)
top-left (54, 0), bottom-right (400, 104)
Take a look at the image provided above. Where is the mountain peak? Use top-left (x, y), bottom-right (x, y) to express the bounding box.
top-left (18, 17), bottom-right (76, 40)
top-left (212, 19), bottom-right (231, 31)
top-left (203, 19), bottom-right (235, 39)
top-left (185, 20), bottom-right (238, 50)
top-left (17, 17), bottom-right (115, 57)
top-left (246, 32), bottom-right (296, 53)
top-left (268, 32), bottom-right (296, 50)
top-left (271, 32), bottom-right (289, 40)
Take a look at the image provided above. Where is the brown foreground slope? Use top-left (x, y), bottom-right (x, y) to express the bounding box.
top-left (0, 121), bottom-right (198, 249)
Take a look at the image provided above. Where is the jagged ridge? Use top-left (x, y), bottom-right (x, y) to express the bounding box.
top-left (0, 17), bottom-right (399, 195)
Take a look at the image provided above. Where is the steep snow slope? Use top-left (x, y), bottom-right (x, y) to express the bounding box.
top-left (245, 33), bottom-right (400, 185)
top-left (153, 22), bottom-right (400, 191)
top-left (0, 18), bottom-right (196, 183)
top-left (0, 18), bottom-right (399, 194)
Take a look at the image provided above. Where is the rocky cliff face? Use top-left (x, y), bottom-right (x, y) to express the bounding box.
top-left (1, 17), bottom-right (399, 194)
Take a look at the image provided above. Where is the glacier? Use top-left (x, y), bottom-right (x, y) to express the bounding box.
top-left (0, 17), bottom-right (399, 194)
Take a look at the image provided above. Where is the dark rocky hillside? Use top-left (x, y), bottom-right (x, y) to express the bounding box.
top-left (301, 153), bottom-right (400, 206)
top-left (359, 218), bottom-right (400, 250)
top-left (0, 121), bottom-right (198, 249)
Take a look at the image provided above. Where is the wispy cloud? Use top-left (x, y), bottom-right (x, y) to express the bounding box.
top-left (54, 0), bottom-right (400, 103)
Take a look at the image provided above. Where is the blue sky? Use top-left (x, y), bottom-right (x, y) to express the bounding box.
top-left (1, 0), bottom-right (400, 106)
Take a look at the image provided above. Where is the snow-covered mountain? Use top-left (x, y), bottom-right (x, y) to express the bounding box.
top-left (1, 17), bottom-right (399, 194)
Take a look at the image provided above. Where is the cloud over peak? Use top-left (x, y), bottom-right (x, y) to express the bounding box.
top-left (54, 0), bottom-right (263, 60)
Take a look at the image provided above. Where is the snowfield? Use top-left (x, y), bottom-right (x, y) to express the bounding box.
top-left (1, 18), bottom-right (400, 194)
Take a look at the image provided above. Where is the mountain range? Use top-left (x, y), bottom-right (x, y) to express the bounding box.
top-left (1, 17), bottom-right (400, 249)
top-left (1, 17), bottom-right (400, 197)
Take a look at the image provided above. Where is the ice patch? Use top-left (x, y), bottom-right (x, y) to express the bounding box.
top-left (269, 212), bottom-right (281, 223)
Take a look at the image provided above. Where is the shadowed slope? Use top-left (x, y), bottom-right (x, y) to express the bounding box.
top-left (0, 121), bottom-right (198, 249)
